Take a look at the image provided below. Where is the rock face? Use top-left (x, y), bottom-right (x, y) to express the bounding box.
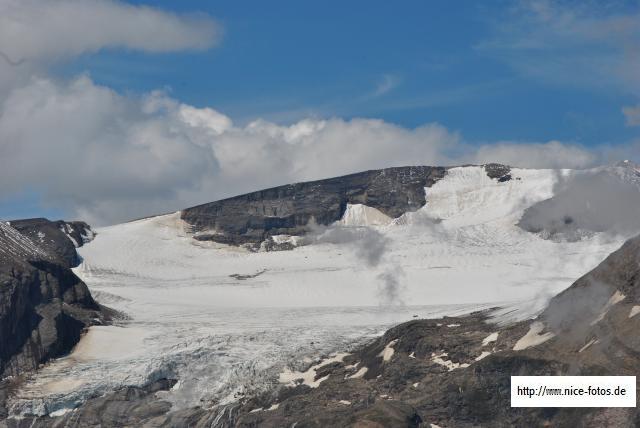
top-left (7, 218), bottom-right (94, 268)
top-left (483, 163), bottom-right (512, 182)
top-left (181, 165), bottom-right (510, 247)
top-left (182, 166), bottom-right (447, 246)
top-left (0, 221), bottom-right (108, 381)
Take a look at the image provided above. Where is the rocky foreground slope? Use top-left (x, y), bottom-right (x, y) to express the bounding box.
top-left (0, 220), bottom-right (111, 419)
top-left (14, 232), bottom-right (640, 427)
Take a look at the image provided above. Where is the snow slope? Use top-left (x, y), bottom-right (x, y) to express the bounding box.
top-left (9, 166), bottom-right (629, 416)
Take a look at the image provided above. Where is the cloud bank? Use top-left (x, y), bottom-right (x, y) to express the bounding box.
top-left (0, 76), bottom-right (608, 225)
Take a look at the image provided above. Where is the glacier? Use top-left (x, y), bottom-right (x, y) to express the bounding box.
top-left (8, 166), bottom-right (629, 417)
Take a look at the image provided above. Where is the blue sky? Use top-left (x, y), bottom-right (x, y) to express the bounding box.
top-left (65, 0), bottom-right (638, 145)
top-left (0, 0), bottom-right (639, 223)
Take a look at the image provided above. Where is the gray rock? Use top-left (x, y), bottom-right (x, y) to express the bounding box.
top-left (181, 166), bottom-right (448, 246)
top-left (483, 163), bottom-right (512, 182)
top-left (0, 221), bottom-right (110, 381)
top-left (7, 218), bottom-right (94, 268)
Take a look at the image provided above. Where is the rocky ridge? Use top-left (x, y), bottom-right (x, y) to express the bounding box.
top-left (180, 164), bottom-right (512, 248)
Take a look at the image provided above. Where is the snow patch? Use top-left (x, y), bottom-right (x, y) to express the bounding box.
top-left (629, 306), bottom-right (640, 318)
top-left (431, 352), bottom-right (470, 371)
top-left (338, 400), bottom-right (351, 405)
top-left (70, 326), bottom-right (149, 362)
top-left (338, 204), bottom-right (392, 227)
top-left (378, 339), bottom-right (398, 362)
top-left (591, 291), bottom-right (626, 325)
top-left (482, 332), bottom-right (499, 346)
top-left (347, 367), bottom-right (368, 379)
top-left (513, 322), bottom-right (555, 351)
top-left (475, 351), bottom-right (492, 361)
top-left (579, 339), bottom-right (598, 353)
top-left (279, 353), bottom-right (349, 388)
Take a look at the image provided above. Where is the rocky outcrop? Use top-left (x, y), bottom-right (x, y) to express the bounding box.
top-left (483, 163), bottom-right (512, 182)
top-left (181, 166), bottom-right (447, 246)
top-left (0, 221), bottom-right (109, 380)
top-left (181, 164), bottom-right (511, 247)
top-left (7, 218), bottom-right (94, 268)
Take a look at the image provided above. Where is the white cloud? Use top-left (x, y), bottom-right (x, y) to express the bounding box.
top-left (622, 105), bottom-right (640, 127)
top-left (178, 104), bottom-right (233, 135)
top-left (471, 140), bottom-right (597, 169)
top-left (0, 0), bottom-right (220, 62)
top-left (0, 76), bottom-right (218, 223)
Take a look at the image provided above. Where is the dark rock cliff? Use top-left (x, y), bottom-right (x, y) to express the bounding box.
top-left (7, 218), bottom-right (94, 268)
top-left (0, 221), bottom-right (109, 382)
top-left (181, 166), bottom-right (448, 246)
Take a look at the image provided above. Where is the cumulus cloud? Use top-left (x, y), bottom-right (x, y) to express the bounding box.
top-left (0, 77), bottom-right (218, 223)
top-left (0, 0), bottom-right (220, 62)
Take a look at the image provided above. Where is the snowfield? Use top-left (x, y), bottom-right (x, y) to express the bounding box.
top-left (9, 166), bottom-right (628, 416)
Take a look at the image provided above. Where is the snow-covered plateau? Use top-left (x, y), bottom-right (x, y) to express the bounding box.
top-left (8, 166), bottom-right (632, 417)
